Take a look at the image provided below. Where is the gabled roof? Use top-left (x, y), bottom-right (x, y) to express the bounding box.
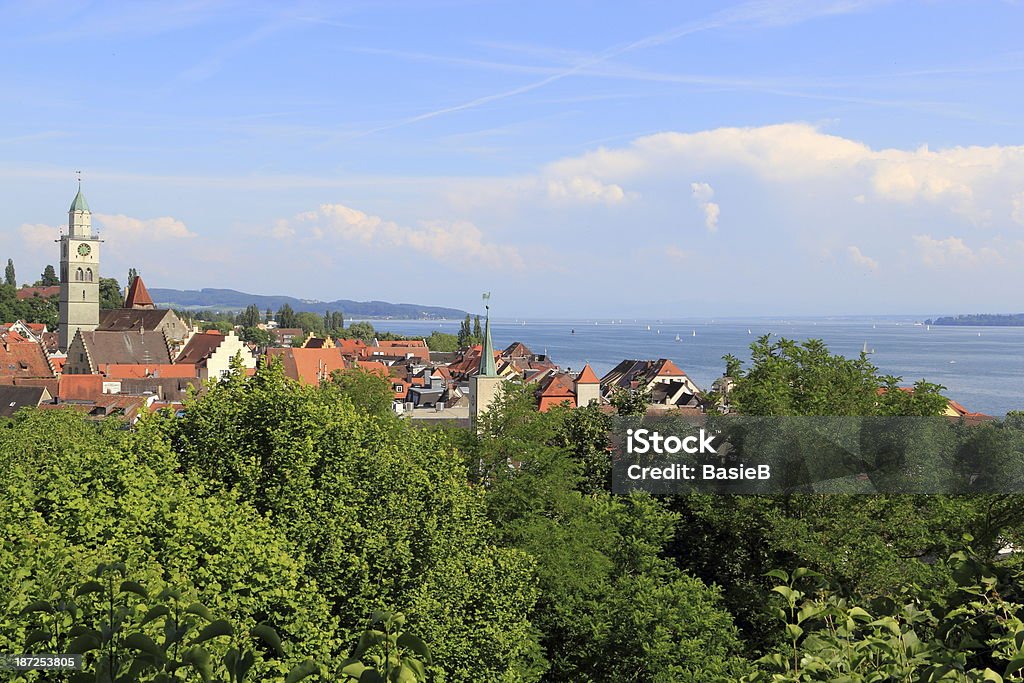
top-left (536, 372), bottom-right (577, 412)
top-left (0, 385), bottom-right (51, 417)
top-left (79, 330), bottom-right (172, 366)
top-left (576, 363), bottom-right (600, 384)
top-left (98, 308), bottom-right (181, 333)
top-left (176, 332), bottom-right (225, 365)
top-left (124, 276), bottom-right (155, 309)
top-left (266, 347), bottom-right (348, 384)
top-left (601, 359), bottom-right (694, 392)
top-left (58, 374), bottom-right (104, 401)
top-left (0, 336), bottom-right (56, 378)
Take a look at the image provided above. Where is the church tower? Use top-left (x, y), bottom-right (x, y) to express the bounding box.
top-left (470, 294), bottom-right (504, 429)
top-left (58, 184), bottom-right (102, 352)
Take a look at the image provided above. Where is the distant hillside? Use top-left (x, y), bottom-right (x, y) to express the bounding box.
top-left (149, 288), bottom-right (467, 319)
top-left (927, 313), bottom-right (1024, 326)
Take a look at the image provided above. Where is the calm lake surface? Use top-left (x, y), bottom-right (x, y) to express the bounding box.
top-left (352, 317), bottom-right (1024, 417)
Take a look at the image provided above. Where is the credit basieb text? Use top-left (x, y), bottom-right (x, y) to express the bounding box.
top-left (624, 428), bottom-right (771, 481)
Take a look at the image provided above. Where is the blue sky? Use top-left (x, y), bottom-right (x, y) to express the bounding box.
top-left (2, 0), bottom-right (1023, 317)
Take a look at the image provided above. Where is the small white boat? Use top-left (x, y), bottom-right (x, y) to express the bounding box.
top-left (747, 329), bottom-right (752, 335)
top-left (692, 330), bottom-right (696, 337)
top-left (675, 334), bottom-right (681, 341)
top-left (646, 325), bottom-right (651, 331)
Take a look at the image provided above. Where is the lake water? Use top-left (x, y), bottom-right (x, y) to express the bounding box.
top-left (352, 317), bottom-right (1024, 417)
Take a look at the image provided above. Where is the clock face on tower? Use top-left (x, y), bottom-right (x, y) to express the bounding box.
top-left (77, 243), bottom-right (91, 257)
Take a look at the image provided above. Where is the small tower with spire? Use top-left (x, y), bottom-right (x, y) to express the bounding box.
top-left (470, 292), bottom-right (504, 428)
top-left (574, 363), bottom-right (602, 407)
top-left (58, 174), bottom-right (102, 352)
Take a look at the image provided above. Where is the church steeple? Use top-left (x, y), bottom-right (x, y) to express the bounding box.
top-left (470, 292), bottom-right (503, 428)
top-left (68, 177), bottom-right (92, 237)
top-left (477, 294), bottom-right (497, 377)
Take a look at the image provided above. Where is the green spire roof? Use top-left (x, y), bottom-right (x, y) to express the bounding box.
top-left (478, 312), bottom-right (497, 377)
top-left (69, 188), bottom-right (90, 213)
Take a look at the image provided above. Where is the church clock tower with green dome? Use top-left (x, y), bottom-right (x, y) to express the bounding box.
top-left (58, 184), bottom-right (102, 352)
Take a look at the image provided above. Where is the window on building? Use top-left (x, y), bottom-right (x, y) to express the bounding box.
top-left (86, 268), bottom-right (93, 282)
top-left (75, 267), bottom-right (83, 281)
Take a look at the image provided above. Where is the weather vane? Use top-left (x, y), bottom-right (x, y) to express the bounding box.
top-left (482, 291), bottom-right (491, 312)
top-left (75, 170), bottom-right (82, 189)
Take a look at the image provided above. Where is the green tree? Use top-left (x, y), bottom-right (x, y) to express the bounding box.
top-left (166, 361), bottom-right (539, 681)
top-left (127, 267), bottom-right (139, 290)
top-left (276, 303), bottom-right (297, 328)
top-left (237, 304), bottom-right (261, 328)
top-left (474, 383), bottom-right (751, 681)
top-left (608, 386), bottom-right (651, 417)
top-left (345, 321), bottom-right (376, 343)
top-left (99, 277), bottom-right (123, 309)
top-left (0, 408), bottom-right (337, 667)
top-left (472, 315), bottom-right (482, 340)
top-left (329, 311), bottom-right (344, 334)
top-left (327, 368), bottom-right (395, 415)
top-left (726, 336), bottom-right (947, 417)
top-left (5, 258), bottom-right (15, 286)
top-left (457, 314), bottom-right (472, 347)
top-left (240, 326), bottom-right (273, 346)
top-left (39, 264), bottom-right (59, 286)
top-left (424, 331), bottom-right (459, 352)
top-left (294, 311), bottom-right (325, 336)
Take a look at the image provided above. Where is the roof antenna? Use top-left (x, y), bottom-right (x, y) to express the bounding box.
top-left (76, 170), bottom-right (82, 190)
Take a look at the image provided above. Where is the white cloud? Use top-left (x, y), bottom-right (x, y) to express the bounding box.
top-left (94, 213), bottom-right (196, 240)
top-left (18, 223), bottom-right (58, 251)
top-left (274, 203), bottom-right (524, 269)
top-left (846, 245), bottom-right (878, 271)
top-left (546, 175), bottom-right (632, 204)
top-left (1012, 192), bottom-right (1024, 225)
top-left (664, 245), bottom-right (693, 262)
top-left (546, 123), bottom-right (1024, 224)
top-left (912, 234), bottom-right (1003, 267)
top-left (690, 181), bottom-right (720, 233)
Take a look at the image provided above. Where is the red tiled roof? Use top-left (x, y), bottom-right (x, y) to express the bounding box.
top-left (655, 359), bottom-right (686, 377)
top-left (266, 347), bottom-right (348, 384)
top-left (0, 338), bottom-right (56, 378)
top-left (102, 364), bottom-right (198, 379)
top-left (16, 286), bottom-right (59, 300)
top-left (58, 374), bottom-right (104, 401)
top-left (576, 363), bottom-right (600, 384)
top-left (355, 360), bottom-right (390, 377)
top-left (376, 339), bottom-right (426, 348)
top-left (537, 373), bottom-right (577, 412)
top-left (50, 357), bottom-right (66, 373)
top-left (124, 276), bottom-right (155, 308)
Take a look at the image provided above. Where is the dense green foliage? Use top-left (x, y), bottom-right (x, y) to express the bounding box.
top-left (721, 335), bottom-right (947, 417)
top-left (5, 335), bottom-right (1024, 681)
top-left (0, 283), bottom-right (58, 327)
top-left (38, 264), bottom-right (59, 286)
top-left (99, 277), bottom-right (123, 309)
